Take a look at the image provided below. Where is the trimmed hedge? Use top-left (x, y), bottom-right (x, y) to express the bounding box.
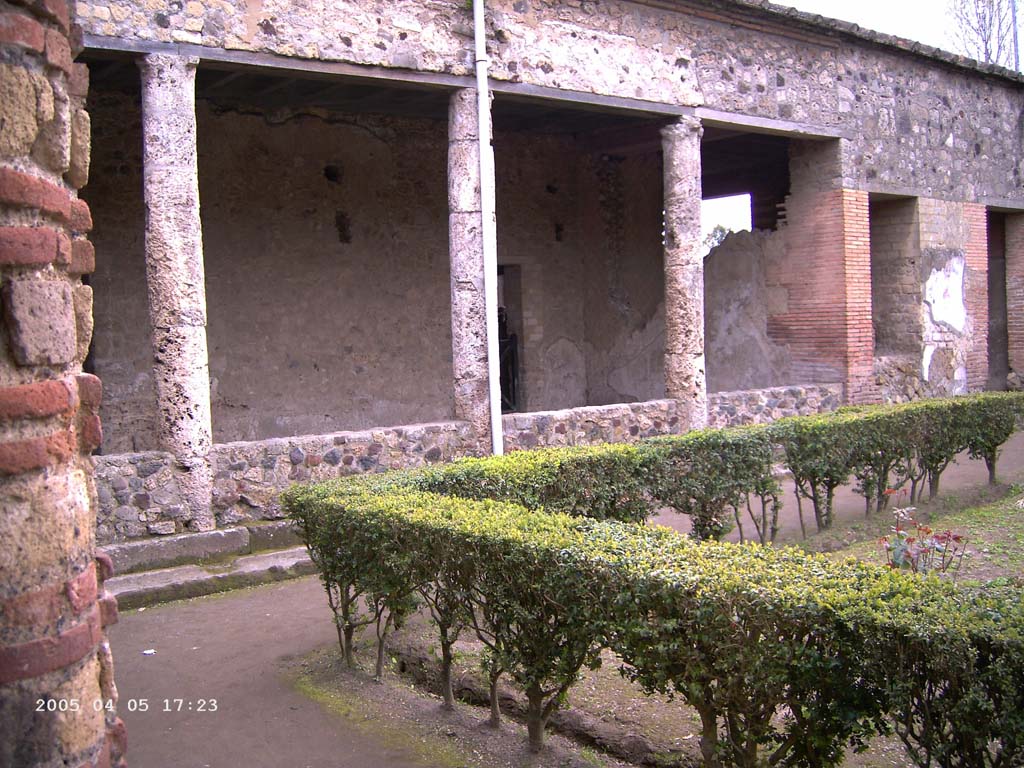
top-left (286, 392), bottom-right (1024, 763)
top-left (285, 480), bottom-right (1024, 766)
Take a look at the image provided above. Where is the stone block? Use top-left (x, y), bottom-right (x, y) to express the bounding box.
top-left (72, 284), bottom-right (93, 363)
top-left (32, 78), bottom-right (70, 174)
top-left (0, 63), bottom-right (43, 158)
top-left (65, 107), bottom-right (90, 189)
top-left (101, 526), bottom-right (250, 574)
top-left (2, 279), bottom-right (76, 366)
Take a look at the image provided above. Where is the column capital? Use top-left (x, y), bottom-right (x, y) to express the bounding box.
top-left (660, 113), bottom-right (703, 139)
top-left (137, 53), bottom-right (200, 76)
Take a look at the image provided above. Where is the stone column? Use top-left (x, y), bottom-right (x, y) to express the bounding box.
top-left (448, 88), bottom-right (491, 450)
top-left (139, 54), bottom-right (214, 530)
top-left (662, 117), bottom-right (708, 430)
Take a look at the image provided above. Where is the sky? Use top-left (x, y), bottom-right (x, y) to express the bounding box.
top-left (770, 0), bottom-right (957, 52)
top-left (701, 0), bottom-right (962, 240)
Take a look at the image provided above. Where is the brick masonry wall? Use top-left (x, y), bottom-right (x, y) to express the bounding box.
top-left (94, 419), bottom-right (475, 542)
top-left (0, 1), bottom-right (124, 766)
top-left (767, 141), bottom-right (875, 404)
top-left (964, 202), bottom-right (989, 392)
top-left (1008, 214), bottom-right (1024, 384)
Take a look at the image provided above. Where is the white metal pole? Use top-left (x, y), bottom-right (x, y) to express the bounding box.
top-left (473, 0), bottom-right (504, 455)
top-left (1012, 0), bottom-right (1020, 71)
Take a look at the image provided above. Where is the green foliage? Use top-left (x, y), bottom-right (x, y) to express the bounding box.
top-left (415, 443), bottom-right (651, 522)
top-left (642, 425), bottom-right (781, 542)
top-left (768, 413), bottom-right (859, 534)
top-left (287, 480), bottom-right (1024, 766)
top-left (285, 391), bottom-right (1024, 763)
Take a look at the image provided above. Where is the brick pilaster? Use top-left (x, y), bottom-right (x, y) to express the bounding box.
top-left (964, 203), bottom-right (989, 392)
top-left (0, 1), bottom-right (123, 765)
top-left (1007, 213), bottom-right (1024, 379)
top-left (768, 184), bottom-right (876, 405)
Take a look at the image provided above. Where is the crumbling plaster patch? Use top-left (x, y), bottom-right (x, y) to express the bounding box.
top-left (923, 252), bottom-right (967, 333)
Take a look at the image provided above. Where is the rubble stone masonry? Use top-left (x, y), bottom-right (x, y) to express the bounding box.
top-left (0, 0), bottom-right (123, 765)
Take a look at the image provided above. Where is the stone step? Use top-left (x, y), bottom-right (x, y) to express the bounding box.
top-left (101, 519), bottom-right (303, 575)
top-left (106, 546), bottom-right (317, 610)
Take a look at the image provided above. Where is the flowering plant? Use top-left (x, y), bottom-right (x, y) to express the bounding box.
top-left (880, 491), bottom-right (968, 578)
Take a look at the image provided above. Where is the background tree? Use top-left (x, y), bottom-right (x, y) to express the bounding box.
top-left (948, 0), bottom-right (1020, 69)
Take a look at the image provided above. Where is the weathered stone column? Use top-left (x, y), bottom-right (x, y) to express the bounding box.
top-left (448, 88), bottom-right (491, 450)
top-left (139, 54), bottom-right (214, 530)
top-left (662, 117), bottom-right (708, 430)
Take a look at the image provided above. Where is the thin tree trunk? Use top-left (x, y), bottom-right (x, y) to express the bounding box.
top-left (374, 612), bottom-right (394, 682)
top-left (696, 703), bottom-right (721, 768)
top-left (525, 685), bottom-right (548, 753)
top-left (344, 624), bottom-right (355, 668)
top-left (928, 472), bottom-right (940, 501)
top-left (794, 481), bottom-right (807, 540)
top-left (439, 636), bottom-right (455, 710)
top-left (986, 453), bottom-right (998, 485)
top-left (488, 667), bottom-right (502, 727)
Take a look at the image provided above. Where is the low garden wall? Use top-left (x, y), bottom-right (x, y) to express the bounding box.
top-left (95, 419), bottom-right (475, 543)
top-left (706, 383), bottom-right (842, 427)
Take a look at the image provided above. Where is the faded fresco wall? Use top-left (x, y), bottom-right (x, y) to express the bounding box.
top-left (580, 151), bottom-right (666, 406)
top-left (704, 229), bottom-right (794, 392)
top-left (86, 88), bottom-right (673, 451)
top-left (86, 89), bottom-right (457, 449)
top-left (874, 198), bottom-right (989, 401)
top-left (198, 102), bottom-right (455, 442)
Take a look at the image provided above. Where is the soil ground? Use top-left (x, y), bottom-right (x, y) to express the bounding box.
top-left (109, 431), bottom-right (1024, 767)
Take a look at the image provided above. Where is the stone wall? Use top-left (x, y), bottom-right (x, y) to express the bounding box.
top-left (94, 419), bottom-right (475, 542)
top-left (501, 399), bottom-right (684, 451)
top-left (0, 0), bottom-right (124, 765)
top-left (76, 1), bottom-right (1024, 207)
top-left (706, 384), bottom-right (842, 428)
top-left (98, 386), bottom-right (842, 543)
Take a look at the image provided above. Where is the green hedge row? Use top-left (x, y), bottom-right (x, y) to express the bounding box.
top-left (284, 479), bottom-right (1024, 766)
top-left (418, 392), bottom-right (1023, 540)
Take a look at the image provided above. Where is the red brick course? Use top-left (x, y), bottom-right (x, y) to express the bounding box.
top-left (0, 10), bottom-right (44, 52)
top-left (69, 238), bottom-right (96, 275)
top-left (0, 605), bottom-right (102, 685)
top-left (0, 426), bottom-right (76, 475)
top-left (2, 562), bottom-right (98, 627)
top-left (44, 25), bottom-right (71, 74)
top-left (0, 378), bottom-right (75, 420)
top-left (70, 197), bottom-right (93, 233)
top-left (0, 167), bottom-right (72, 224)
top-left (0, 225), bottom-right (68, 267)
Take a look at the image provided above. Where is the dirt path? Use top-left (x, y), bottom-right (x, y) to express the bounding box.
top-left (107, 578), bottom-right (436, 768)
